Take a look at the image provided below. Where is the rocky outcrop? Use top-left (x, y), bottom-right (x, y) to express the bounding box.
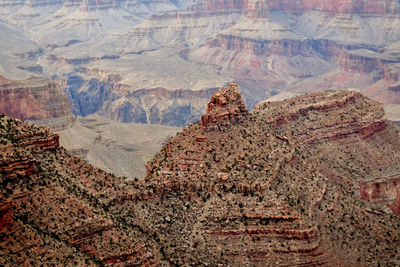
top-left (0, 76), bottom-right (73, 130)
top-left (0, 116), bottom-right (59, 150)
top-left (143, 86), bottom-right (400, 266)
top-left (201, 83), bottom-right (248, 131)
top-left (0, 147), bottom-right (36, 182)
top-left (360, 175), bottom-right (400, 214)
top-left (0, 114), bottom-right (60, 182)
top-left (0, 114), bottom-right (158, 266)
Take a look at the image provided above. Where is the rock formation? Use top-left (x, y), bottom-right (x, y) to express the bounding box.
top-left (142, 86), bottom-right (400, 266)
top-left (0, 76), bottom-right (73, 130)
top-left (0, 113), bottom-right (157, 266)
top-left (201, 83), bottom-right (248, 131)
top-left (360, 175), bottom-right (400, 214)
top-left (1, 0), bottom-right (400, 127)
top-left (1, 86), bottom-right (400, 266)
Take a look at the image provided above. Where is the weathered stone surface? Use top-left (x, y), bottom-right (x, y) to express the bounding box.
top-left (144, 86), bottom-right (400, 266)
top-left (360, 175), bottom-right (400, 214)
top-left (2, 86), bottom-right (400, 266)
top-left (201, 83), bottom-right (248, 131)
top-left (0, 199), bottom-right (13, 234)
top-left (0, 76), bottom-right (73, 130)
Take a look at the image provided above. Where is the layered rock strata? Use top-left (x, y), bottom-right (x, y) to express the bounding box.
top-left (360, 175), bottom-right (400, 214)
top-left (2, 86), bottom-right (400, 266)
top-left (201, 83), bottom-right (248, 131)
top-left (0, 76), bottom-right (73, 130)
top-left (143, 86), bottom-right (400, 266)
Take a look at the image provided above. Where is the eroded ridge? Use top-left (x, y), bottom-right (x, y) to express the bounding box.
top-left (2, 87), bottom-right (400, 266)
top-left (143, 87), bottom-right (400, 266)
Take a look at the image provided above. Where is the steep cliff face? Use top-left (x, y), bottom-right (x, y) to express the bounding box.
top-left (333, 48), bottom-right (400, 105)
top-left (0, 0), bottom-right (194, 9)
top-left (201, 83), bottom-right (248, 131)
top-left (63, 74), bottom-right (116, 117)
top-left (360, 175), bottom-right (400, 214)
top-left (186, 0), bottom-right (400, 112)
top-left (99, 87), bottom-right (217, 126)
top-left (63, 69), bottom-right (218, 126)
top-left (339, 51), bottom-right (387, 74)
top-left (207, 35), bottom-right (342, 57)
top-left (0, 76), bottom-right (73, 130)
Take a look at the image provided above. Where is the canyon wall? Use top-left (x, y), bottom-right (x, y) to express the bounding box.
top-left (1, 87), bottom-right (400, 265)
top-left (142, 86), bottom-right (400, 266)
top-left (196, 0), bottom-right (400, 14)
top-left (1, 0), bottom-right (400, 128)
top-left (266, 0), bottom-right (398, 14)
top-left (62, 70), bottom-right (218, 126)
top-left (207, 35), bottom-right (344, 58)
top-left (0, 76), bottom-right (73, 130)
top-left (98, 87), bottom-right (216, 126)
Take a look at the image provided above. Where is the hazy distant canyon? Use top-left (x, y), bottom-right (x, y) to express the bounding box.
top-left (0, 0), bottom-right (399, 125)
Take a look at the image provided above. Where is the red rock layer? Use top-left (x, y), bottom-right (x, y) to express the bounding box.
top-left (0, 75), bottom-right (9, 85)
top-left (0, 115), bottom-right (59, 182)
top-left (2, 87), bottom-right (400, 266)
top-left (201, 83), bottom-right (248, 131)
top-left (360, 175), bottom-right (400, 214)
top-left (266, 0), bottom-right (394, 14)
top-left (0, 148), bottom-right (36, 182)
top-left (0, 76), bottom-right (73, 129)
top-left (339, 52), bottom-right (390, 74)
top-left (0, 199), bottom-right (13, 234)
top-left (208, 34), bottom-right (343, 57)
top-left (0, 114), bottom-right (158, 266)
top-left (197, 0), bottom-right (399, 14)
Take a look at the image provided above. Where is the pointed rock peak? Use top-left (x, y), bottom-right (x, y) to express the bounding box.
top-left (201, 83), bottom-right (248, 131)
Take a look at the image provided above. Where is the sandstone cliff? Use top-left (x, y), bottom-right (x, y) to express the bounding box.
top-left (0, 76), bottom-right (73, 130)
top-left (201, 83), bottom-right (248, 131)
